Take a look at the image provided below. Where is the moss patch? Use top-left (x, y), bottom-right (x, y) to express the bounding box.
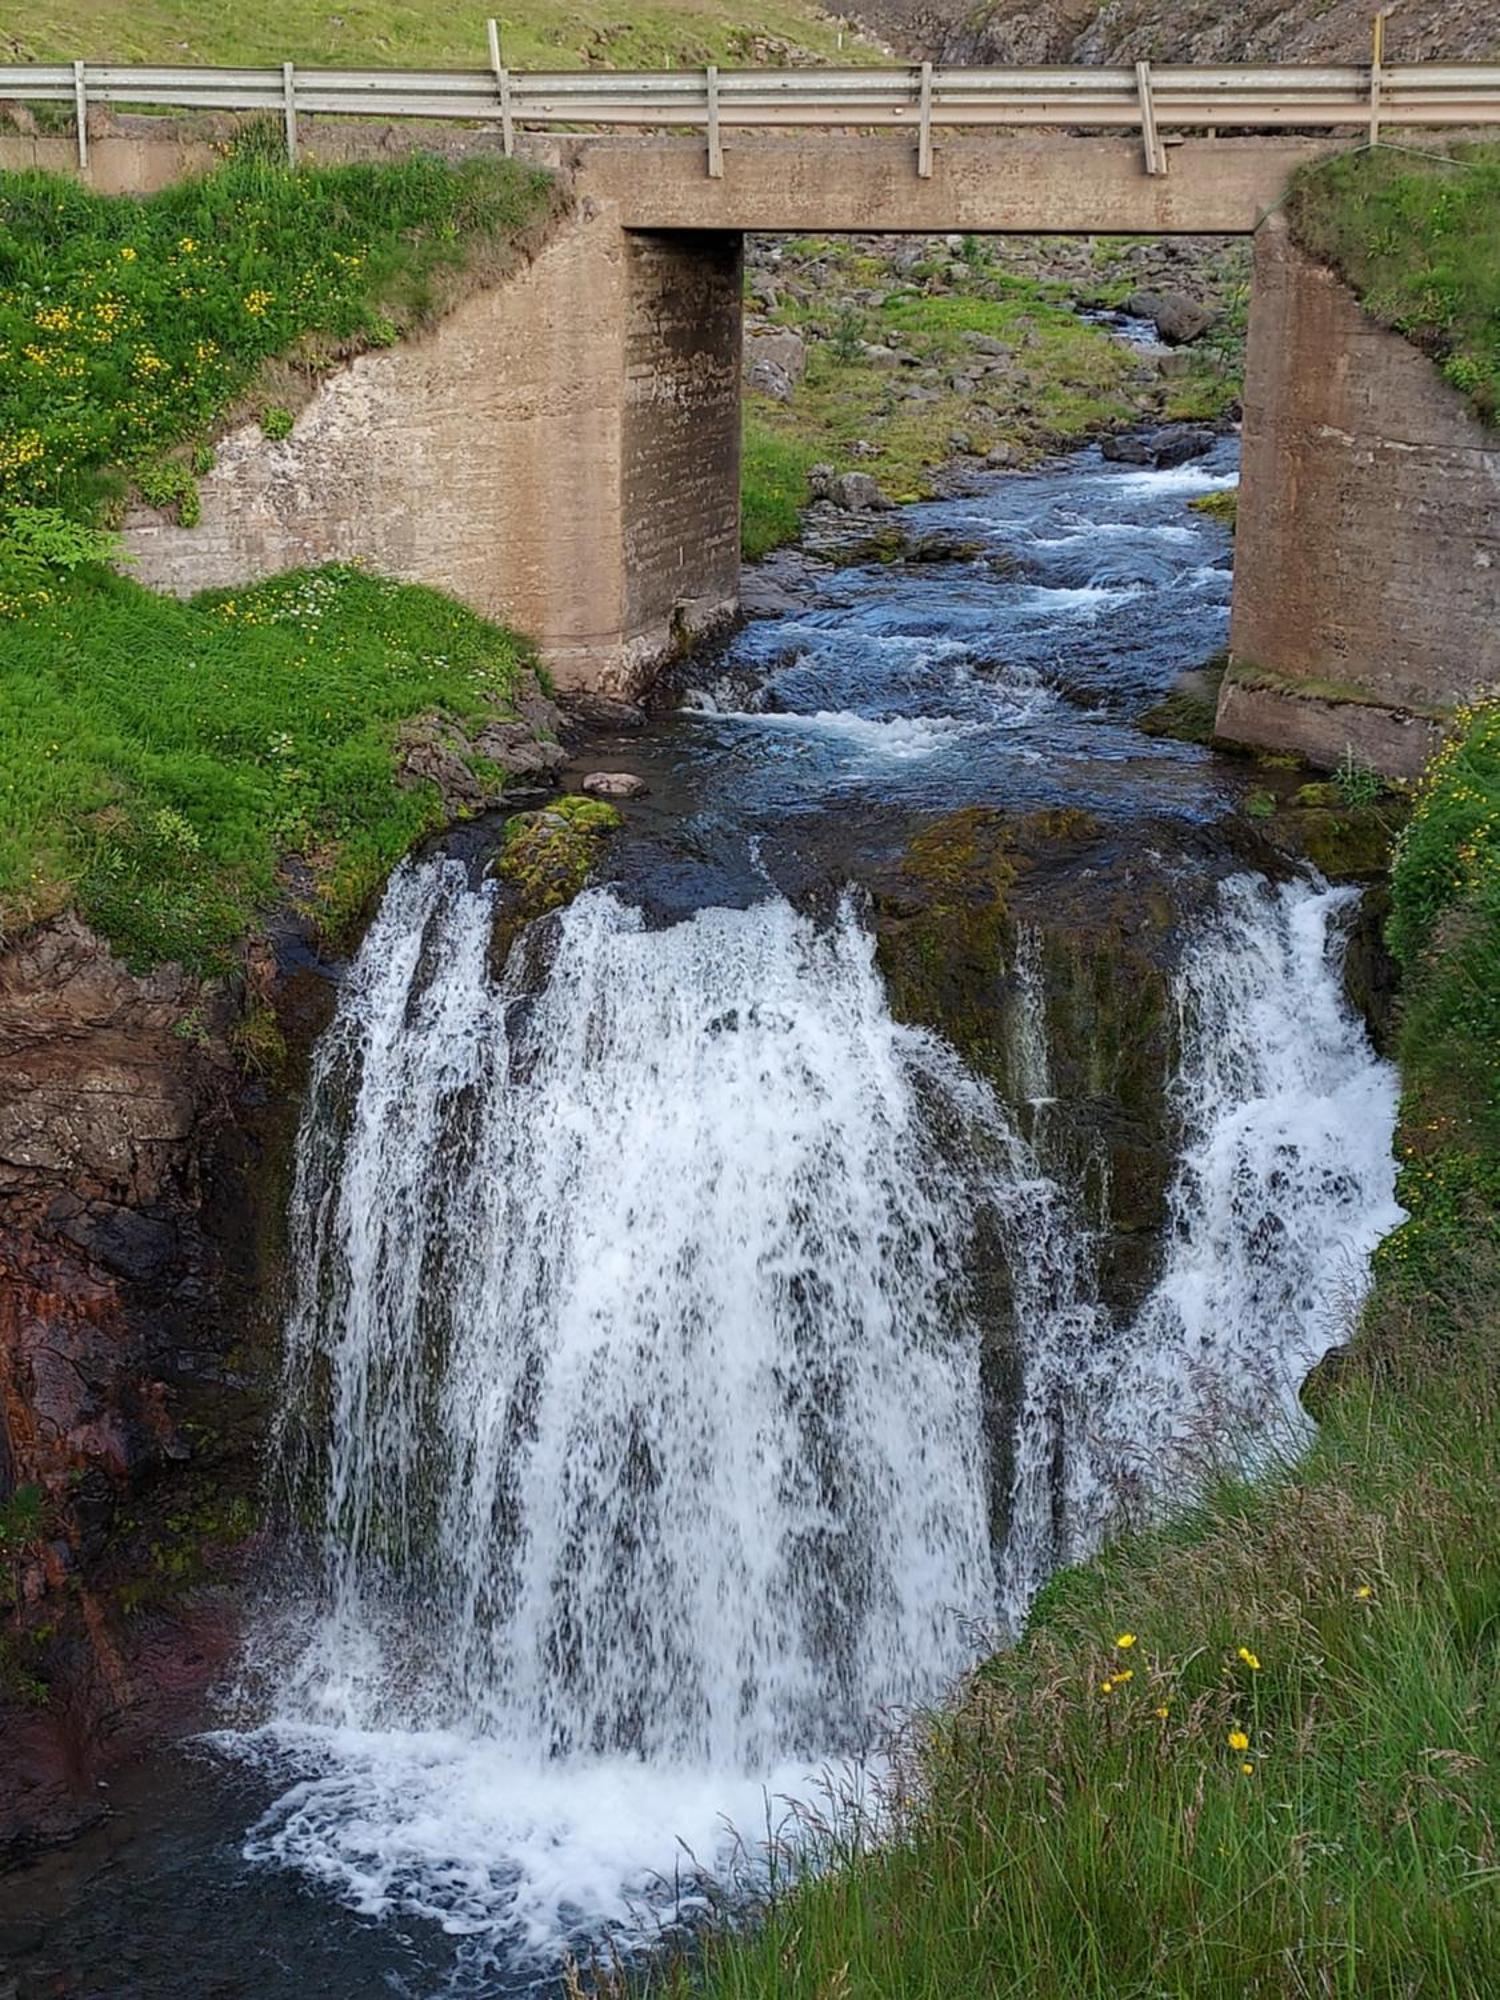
top-left (491, 793), bottom-right (621, 960)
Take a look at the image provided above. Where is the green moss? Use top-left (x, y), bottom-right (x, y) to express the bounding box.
top-left (1189, 487), bottom-right (1238, 528)
top-left (493, 793), bottom-right (621, 956)
top-left (1225, 660), bottom-right (1453, 723)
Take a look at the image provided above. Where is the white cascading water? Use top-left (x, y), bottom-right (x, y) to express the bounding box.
top-left (996, 873), bottom-right (1405, 1618)
top-left (229, 860), bottom-right (1400, 1957)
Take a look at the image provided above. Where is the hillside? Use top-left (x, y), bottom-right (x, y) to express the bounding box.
top-left (858, 0), bottom-right (1499, 64)
top-left (4, 0), bottom-right (878, 74)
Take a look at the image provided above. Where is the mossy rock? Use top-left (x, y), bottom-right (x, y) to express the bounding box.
top-left (1275, 804), bottom-right (1395, 883)
top-left (491, 794), bottom-right (621, 962)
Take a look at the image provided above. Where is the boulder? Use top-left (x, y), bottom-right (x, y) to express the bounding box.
top-left (1100, 434), bottom-right (1154, 466)
top-left (581, 770), bottom-right (649, 799)
top-left (830, 471), bottom-right (895, 513)
top-left (1148, 424), bottom-right (1217, 468)
top-left (744, 329), bottom-right (808, 404)
top-left (1127, 288), bottom-right (1215, 346)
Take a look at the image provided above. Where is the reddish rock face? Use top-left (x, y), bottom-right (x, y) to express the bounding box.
top-left (0, 914), bottom-right (310, 1858)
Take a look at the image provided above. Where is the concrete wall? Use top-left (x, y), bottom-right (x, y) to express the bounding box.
top-left (572, 134), bottom-right (1340, 236)
top-left (621, 231), bottom-right (743, 681)
top-left (1220, 216), bottom-right (1500, 777)
top-left (119, 200), bottom-right (741, 696)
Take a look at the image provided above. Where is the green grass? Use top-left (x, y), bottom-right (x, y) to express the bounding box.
top-left (741, 257), bottom-right (1240, 551)
top-left (0, 148), bottom-right (554, 519)
top-left (655, 710), bottom-right (1500, 2000)
top-left (10, 0), bottom-right (877, 74)
top-left (1378, 704), bottom-right (1500, 1283)
top-left (1288, 144), bottom-right (1500, 426)
top-left (741, 412), bottom-right (822, 561)
top-left (0, 561), bottom-right (530, 971)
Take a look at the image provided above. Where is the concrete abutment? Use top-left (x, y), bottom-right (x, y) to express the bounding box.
top-left (6, 124), bottom-right (1496, 742)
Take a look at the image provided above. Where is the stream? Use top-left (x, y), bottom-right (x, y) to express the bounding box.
top-left (0, 438), bottom-right (1403, 1998)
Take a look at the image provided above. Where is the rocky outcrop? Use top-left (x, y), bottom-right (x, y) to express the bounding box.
top-left (0, 917), bottom-right (324, 1859)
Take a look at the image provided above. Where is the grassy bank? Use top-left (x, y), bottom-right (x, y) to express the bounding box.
top-left (741, 234), bottom-right (1243, 556)
top-left (0, 150), bottom-right (556, 974)
top-left (1288, 143), bottom-right (1500, 426)
top-left (0, 557), bottom-right (531, 972)
top-left (7, 0), bottom-right (876, 75)
top-left (0, 148), bottom-right (553, 520)
top-left (663, 708), bottom-right (1500, 1999)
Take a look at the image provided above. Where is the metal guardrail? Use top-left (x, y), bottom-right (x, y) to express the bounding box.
top-left (3, 57), bottom-right (1498, 179)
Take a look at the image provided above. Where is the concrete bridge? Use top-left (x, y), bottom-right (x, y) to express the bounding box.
top-left (3, 61), bottom-right (1498, 771)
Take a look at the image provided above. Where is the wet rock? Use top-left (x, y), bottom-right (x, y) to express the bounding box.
top-left (1101, 434), bottom-right (1154, 466)
top-left (581, 770), bottom-right (649, 800)
top-left (1149, 424), bottom-right (1217, 468)
top-left (560, 692), bottom-right (649, 732)
top-left (906, 530), bottom-right (984, 564)
top-left (1128, 288), bottom-right (1215, 345)
top-left (491, 795), bottom-right (623, 967)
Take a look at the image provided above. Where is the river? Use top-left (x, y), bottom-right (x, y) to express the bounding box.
top-left (0, 438), bottom-right (1403, 1997)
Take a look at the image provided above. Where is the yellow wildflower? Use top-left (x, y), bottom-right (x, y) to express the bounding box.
top-left (1114, 1633), bottom-right (1136, 1650)
top-left (1237, 1647), bottom-right (1261, 1671)
top-left (119, 244), bottom-right (137, 261)
top-left (1112, 1668), bottom-right (1133, 1684)
top-left (1240, 1762), bottom-right (1255, 1776)
top-left (1154, 1704), bottom-right (1170, 1720)
top-left (1099, 1679), bottom-right (1114, 1695)
top-left (1354, 1585), bottom-right (1373, 1599)
top-left (1227, 1730), bottom-right (1250, 1752)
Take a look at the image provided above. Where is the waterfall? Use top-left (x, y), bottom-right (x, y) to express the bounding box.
top-left (996, 873), bottom-right (1404, 1618)
top-left (228, 860), bottom-right (1399, 1957)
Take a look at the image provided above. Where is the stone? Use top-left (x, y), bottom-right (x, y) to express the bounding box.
top-left (1101, 434), bottom-right (1153, 465)
top-left (1128, 288), bottom-right (1215, 345)
top-left (830, 471), bottom-right (895, 513)
top-left (743, 328), bottom-right (807, 404)
top-left (1147, 424), bottom-right (1216, 468)
top-left (562, 692), bottom-right (649, 732)
top-left (581, 770), bottom-right (649, 799)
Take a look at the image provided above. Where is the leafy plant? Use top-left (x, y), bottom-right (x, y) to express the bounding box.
top-left (1335, 747), bottom-right (1384, 809)
top-left (260, 405), bottom-right (294, 441)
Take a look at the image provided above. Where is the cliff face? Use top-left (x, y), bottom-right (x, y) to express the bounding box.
top-left (0, 916), bottom-right (322, 1857)
top-left (859, 0), bottom-right (1498, 63)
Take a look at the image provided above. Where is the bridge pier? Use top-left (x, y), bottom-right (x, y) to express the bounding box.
top-left (121, 198), bottom-right (743, 697)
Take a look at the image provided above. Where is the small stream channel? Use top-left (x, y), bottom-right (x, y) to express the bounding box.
top-left (0, 438), bottom-right (1403, 1998)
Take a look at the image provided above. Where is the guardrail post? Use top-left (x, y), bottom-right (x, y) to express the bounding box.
top-left (487, 20), bottom-right (515, 157)
top-left (1368, 7), bottom-right (1388, 145)
top-left (1135, 60), bottom-right (1167, 175)
top-left (706, 64), bottom-right (723, 178)
top-left (282, 61), bottom-right (298, 165)
top-left (72, 60), bottom-right (88, 172)
top-left (917, 60), bottom-right (933, 179)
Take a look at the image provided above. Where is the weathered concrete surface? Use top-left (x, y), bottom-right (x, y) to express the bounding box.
top-left (1221, 215), bottom-right (1500, 776)
top-left (622, 231), bottom-right (743, 679)
top-left (570, 134), bottom-right (1344, 236)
